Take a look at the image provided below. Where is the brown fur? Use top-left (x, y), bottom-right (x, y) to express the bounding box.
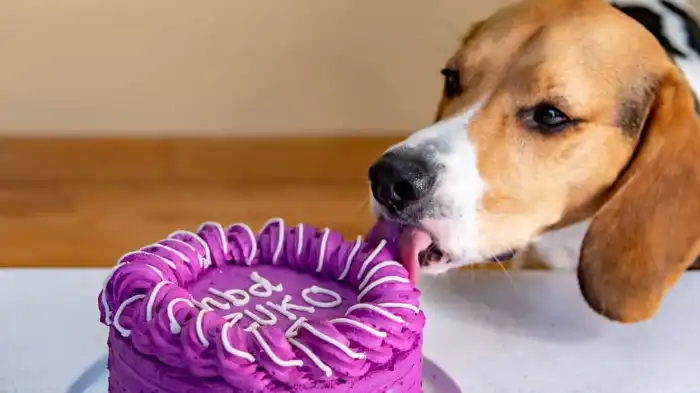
top-left (578, 71), bottom-right (700, 322)
top-left (434, 0), bottom-right (700, 321)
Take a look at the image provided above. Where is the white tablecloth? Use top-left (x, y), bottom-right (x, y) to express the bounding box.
top-left (1, 268), bottom-right (699, 393)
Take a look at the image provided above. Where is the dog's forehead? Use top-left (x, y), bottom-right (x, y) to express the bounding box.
top-left (454, 0), bottom-right (666, 79)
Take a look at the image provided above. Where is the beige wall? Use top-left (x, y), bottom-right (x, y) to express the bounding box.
top-left (0, 0), bottom-right (697, 136)
top-left (0, 0), bottom-right (511, 136)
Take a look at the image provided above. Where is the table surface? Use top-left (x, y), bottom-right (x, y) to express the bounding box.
top-left (1, 268), bottom-right (699, 393)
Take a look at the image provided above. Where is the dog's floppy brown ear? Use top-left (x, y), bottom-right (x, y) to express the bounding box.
top-left (578, 70), bottom-right (700, 323)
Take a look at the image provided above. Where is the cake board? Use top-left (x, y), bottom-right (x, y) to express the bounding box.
top-left (66, 355), bottom-right (461, 393)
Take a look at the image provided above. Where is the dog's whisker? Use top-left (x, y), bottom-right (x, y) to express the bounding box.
top-left (491, 254), bottom-right (518, 291)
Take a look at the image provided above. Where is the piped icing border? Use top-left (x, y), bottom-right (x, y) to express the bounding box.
top-left (98, 218), bottom-right (425, 391)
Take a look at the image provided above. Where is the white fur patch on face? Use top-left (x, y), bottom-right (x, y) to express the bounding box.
top-left (379, 104), bottom-right (489, 268)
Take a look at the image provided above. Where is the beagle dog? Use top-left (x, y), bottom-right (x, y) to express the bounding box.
top-left (368, 0), bottom-right (700, 323)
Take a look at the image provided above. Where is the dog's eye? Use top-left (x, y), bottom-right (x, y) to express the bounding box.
top-left (519, 103), bottom-right (573, 134)
top-left (440, 68), bottom-right (462, 98)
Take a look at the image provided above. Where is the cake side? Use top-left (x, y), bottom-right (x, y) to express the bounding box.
top-left (98, 218), bottom-right (426, 391)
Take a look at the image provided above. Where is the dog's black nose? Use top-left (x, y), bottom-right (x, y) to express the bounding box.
top-left (369, 152), bottom-right (436, 211)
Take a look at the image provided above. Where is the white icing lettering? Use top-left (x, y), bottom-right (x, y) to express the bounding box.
top-left (195, 309), bottom-right (211, 347)
top-left (357, 276), bottom-right (410, 301)
top-left (248, 272), bottom-right (283, 298)
top-left (285, 317), bottom-right (307, 338)
top-left (228, 223), bottom-right (258, 265)
top-left (338, 236), bottom-right (362, 281)
top-left (146, 280), bottom-right (171, 322)
top-left (316, 227), bottom-right (331, 273)
top-left (167, 230), bottom-right (211, 268)
top-left (378, 302), bottom-right (420, 314)
top-left (288, 337), bottom-right (333, 377)
top-left (243, 305), bottom-right (278, 326)
top-left (224, 311), bottom-right (243, 321)
top-left (193, 296), bottom-right (231, 311)
top-left (167, 298), bottom-right (195, 334)
top-left (244, 322), bottom-right (259, 333)
top-left (208, 287), bottom-right (250, 307)
top-left (113, 294), bottom-right (146, 338)
top-left (358, 260), bottom-right (402, 291)
top-left (301, 286), bottom-right (342, 308)
top-left (300, 322), bottom-right (366, 359)
top-left (266, 300), bottom-right (298, 321)
top-left (346, 303), bottom-right (405, 323)
top-left (296, 223), bottom-right (304, 257)
top-left (260, 217), bottom-right (285, 265)
top-left (221, 315), bottom-right (256, 363)
top-left (250, 325), bottom-right (304, 367)
top-left (197, 221), bottom-right (230, 257)
top-left (330, 318), bottom-right (387, 338)
top-left (356, 239), bottom-right (386, 280)
top-left (266, 294), bottom-right (315, 321)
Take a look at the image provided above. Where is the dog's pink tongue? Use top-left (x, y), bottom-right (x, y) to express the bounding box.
top-left (397, 227), bottom-right (431, 283)
top-left (366, 219), bottom-right (430, 283)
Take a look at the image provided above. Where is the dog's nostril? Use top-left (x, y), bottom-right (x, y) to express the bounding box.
top-left (392, 179), bottom-right (419, 203)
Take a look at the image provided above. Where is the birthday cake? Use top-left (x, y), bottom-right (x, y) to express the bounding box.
top-left (98, 218), bottom-right (425, 392)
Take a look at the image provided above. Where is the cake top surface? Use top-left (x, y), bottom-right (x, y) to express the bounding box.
top-left (98, 218), bottom-right (425, 391)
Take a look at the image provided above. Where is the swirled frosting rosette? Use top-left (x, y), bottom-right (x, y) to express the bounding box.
top-left (98, 218), bottom-right (425, 392)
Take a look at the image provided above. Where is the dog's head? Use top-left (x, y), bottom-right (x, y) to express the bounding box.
top-left (368, 0), bottom-right (700, 322)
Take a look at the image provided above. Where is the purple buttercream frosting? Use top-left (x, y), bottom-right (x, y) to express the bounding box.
top-left (98, 217), bottom-right (425, 392)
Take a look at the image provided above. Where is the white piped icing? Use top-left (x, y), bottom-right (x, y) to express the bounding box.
top-left (377, 302), bottom-right (420, 314)
top-left (316, 227), bottom-right (331, 273)
top-left (243, 305), bottom-right (278, 326)
top-left (198, 221), bottom-right (230, 257)
top-left (300, 322), bottom-right (366, 360)
top-left (195, 309), bottom-right (211, 347)
top-left (144, 244), bottom-right (188, 267)
top-left (221, 314), bottom-right (256, 362)
top-left (167, 298), bottom-right (195, 334)
top-left (228, 223), bottom-right (257, 265)
top-left (346, 303), bottom-right (404, 323)
top-left (194, 296), bottom-right (231, 311)
top-left (357, 260), bottom-right (402, 291)
top-left (250, 325), bottom-right (304, 368)
top-left (164, 238), bottom-right (198, 263)
top-left (167, 230), bottom-right (211, 268)
top-left (249, 272), bottom-right (283, 298)
top-left (266, 295), bottom-right (315, 321)
top-left (244, 322), bottom-right (260, 333)
top-left (357, 276), bottom-right (410, 301)
top-left (101, 262), bottom-right (128, 326)
top-left (301, 286), bottom-right (342, 308)
top-left (145, 264), bottom-right (166, 281)
top-left (285, 317), bottom-right (307, 338)
top-left (209, 287), bottom-right (250, 307)
top-left (296, 223), bottom-right (304, 257)
top-left (356, 240), bottom-right (386, 280)
top-left (338, 236), bottom-right (362, 281)
top-left (113, 294), bottom-right (146, 337)
top-left (146, 280), bottom-right (171, 322)
top-left (330, 318), bottom-right (387, 338)
top-left (260, 217), bottom-right (285, 265)
top-left (224, 312), bottom-right (243, 321)
top-left (288, 337), bottom-right (333, 377)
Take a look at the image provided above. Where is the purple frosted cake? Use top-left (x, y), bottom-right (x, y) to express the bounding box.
top-left (98, 218), bottom-right (425, 392)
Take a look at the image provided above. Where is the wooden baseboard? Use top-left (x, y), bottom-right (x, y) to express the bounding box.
top-left (0, 135), bottom-right (404, 186)
top-left (0, 135), bottom-right (404, 267)
top-left (0, 135), bottom-right (516, 270)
